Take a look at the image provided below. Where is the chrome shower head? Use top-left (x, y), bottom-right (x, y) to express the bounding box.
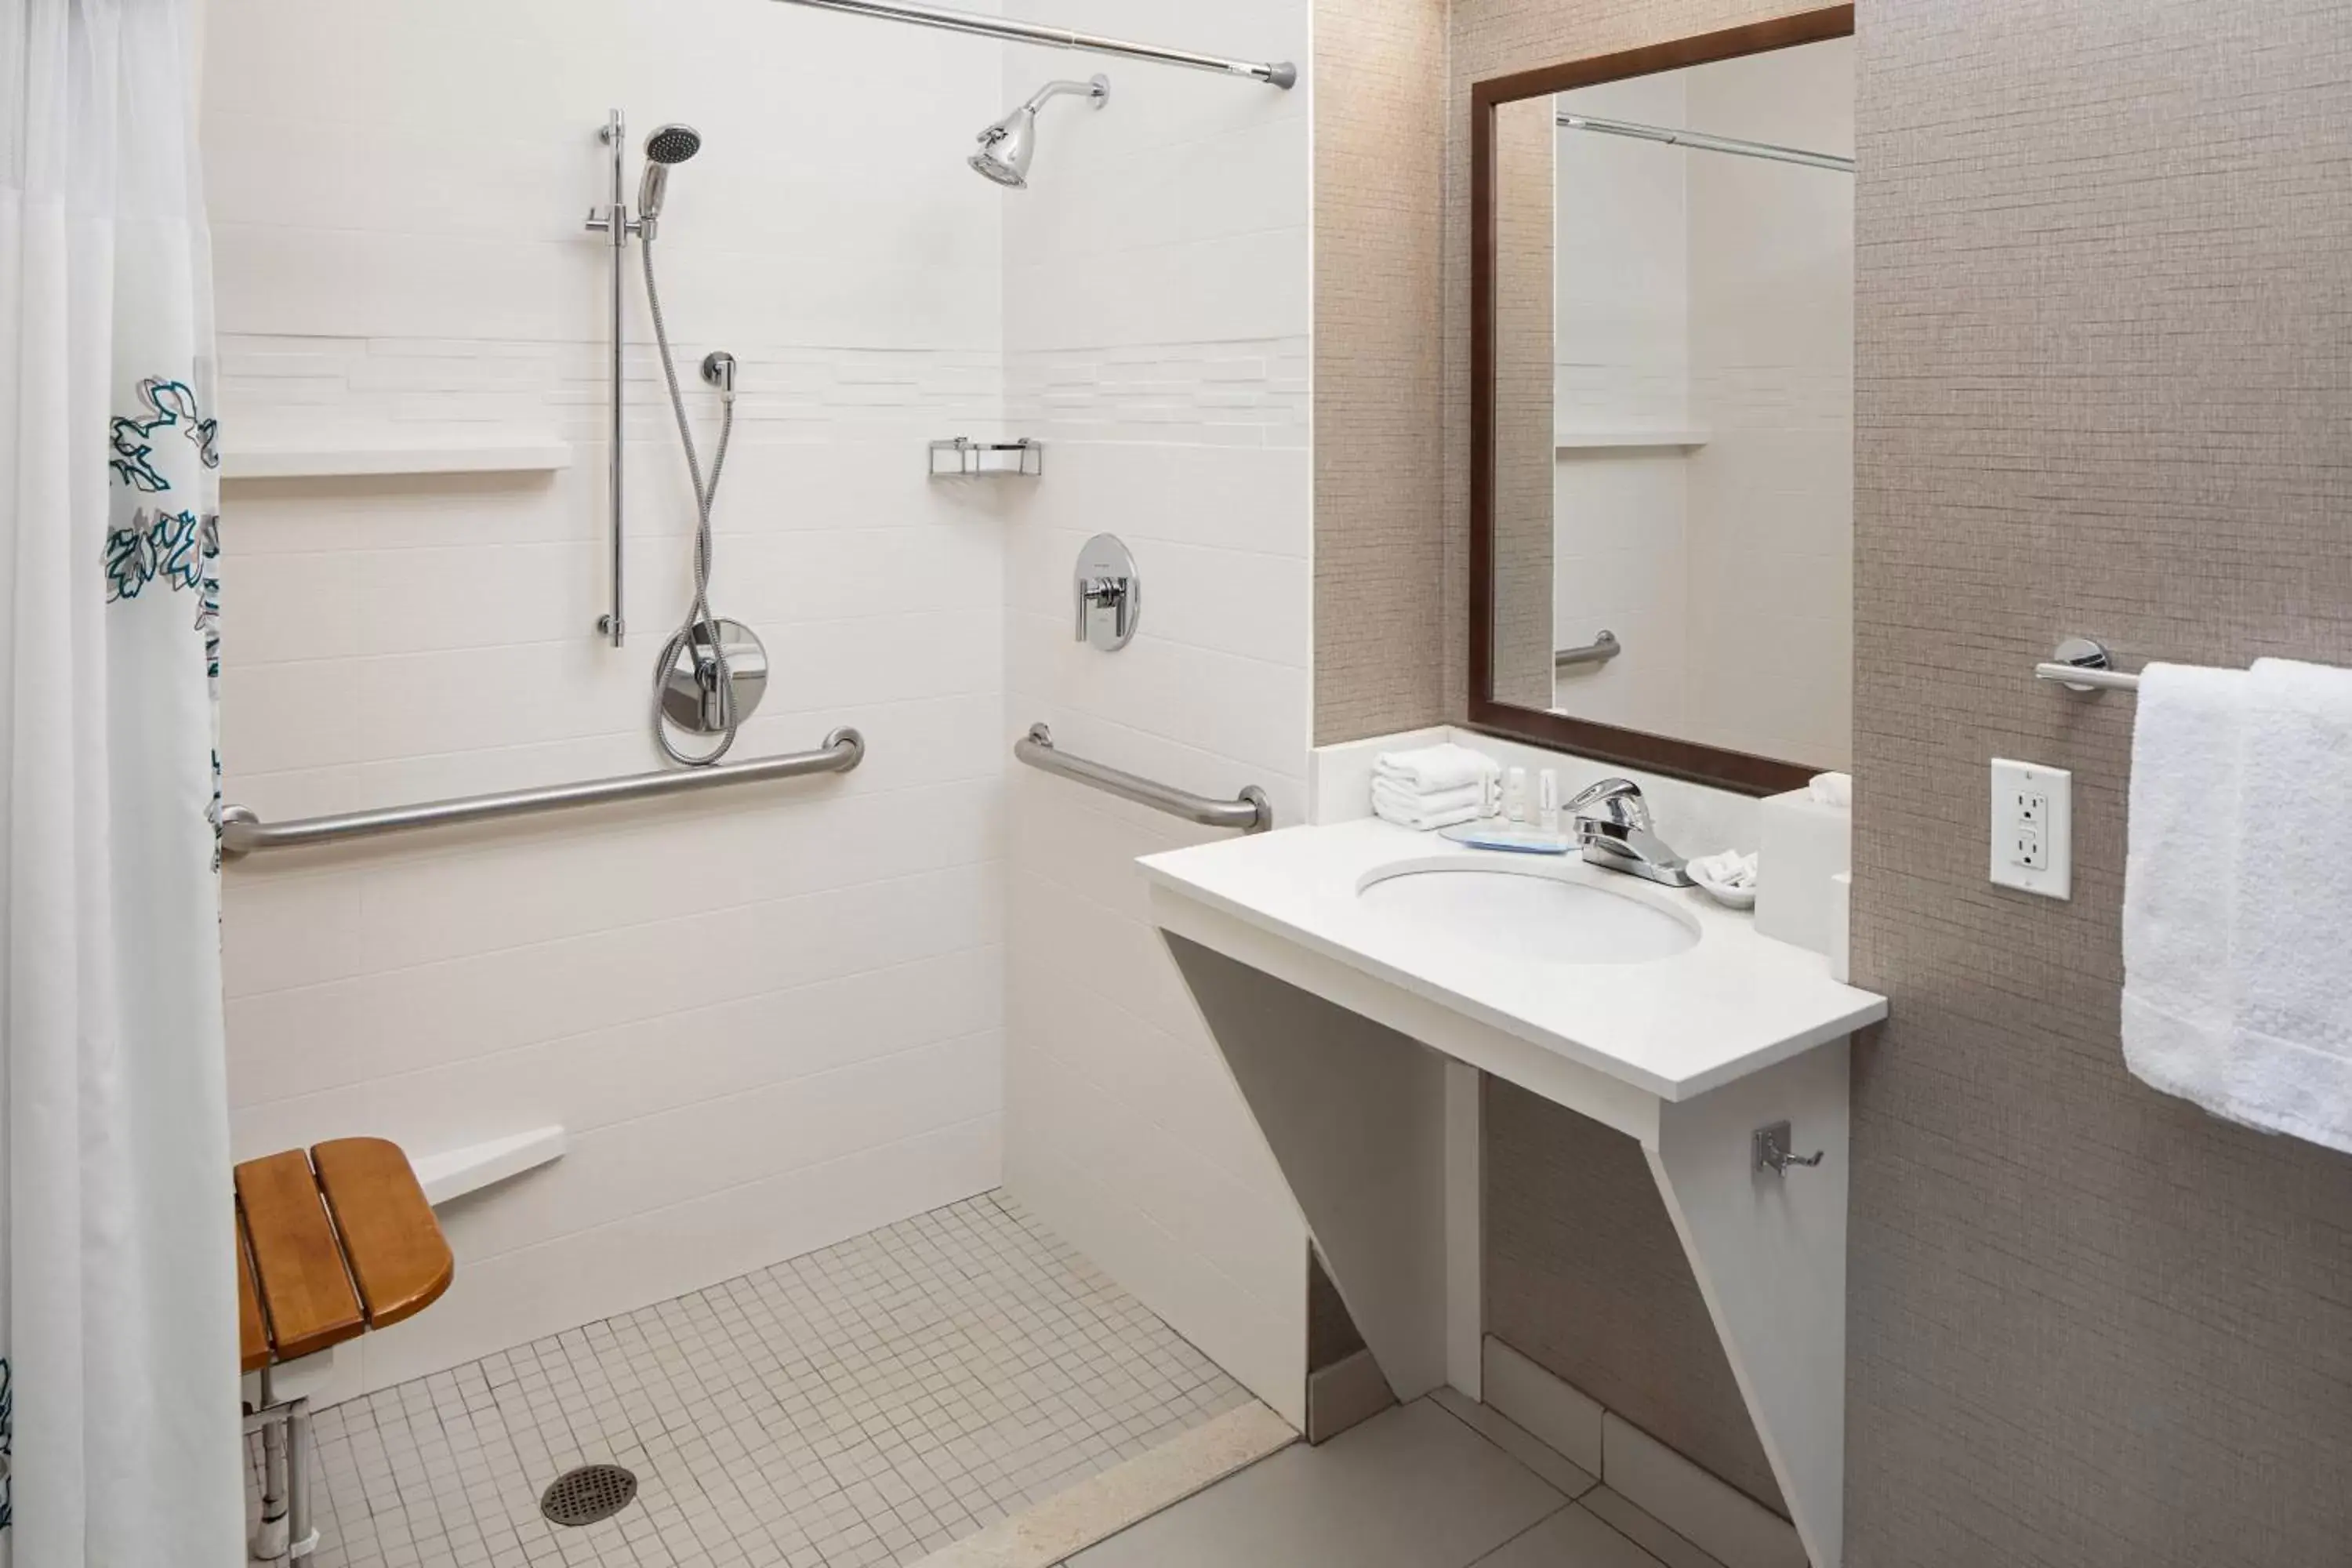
top-left (637, 123), bottom-right (702, 238)
top-left (969, 76), bottom-right (1107, 190)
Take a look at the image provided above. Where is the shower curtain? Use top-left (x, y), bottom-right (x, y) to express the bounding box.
top-left (0, 0), bottom-right (244, 1563)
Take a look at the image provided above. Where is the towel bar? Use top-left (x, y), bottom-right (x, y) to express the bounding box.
top-left (2035, 637), bottom-right (2140, 693)
top-left (1014, 723), bottom-right (1272, 833)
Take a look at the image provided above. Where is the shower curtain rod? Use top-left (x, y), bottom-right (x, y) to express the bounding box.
top-left (1557, 111), bottom-right (1854, 172)
top-left (769, 0), bottom-right (1298, 89)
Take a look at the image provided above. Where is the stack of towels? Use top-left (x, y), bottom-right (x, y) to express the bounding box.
top-left (1372, 743), bottom-right (1499, 831)
top-left (2123, 658), bottom-right (2352, 1155)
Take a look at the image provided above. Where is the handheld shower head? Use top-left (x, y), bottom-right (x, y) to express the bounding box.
top-left (637, 123), bottom-right (702, 238)
top-left (969, 76), bottom-right (1107, 190)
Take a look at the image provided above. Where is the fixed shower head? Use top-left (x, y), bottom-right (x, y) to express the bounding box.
top-left (969, 76), bottom-right (1108, 190)
top-left (637, 123), bottom-right (702, 238)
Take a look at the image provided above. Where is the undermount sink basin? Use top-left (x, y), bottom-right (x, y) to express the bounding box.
top-left (1355, 857), bottom-right (1700, 966)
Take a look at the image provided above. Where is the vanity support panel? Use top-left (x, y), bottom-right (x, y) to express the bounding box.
top-left (1444, 1061), bottom-right (1484, 1400)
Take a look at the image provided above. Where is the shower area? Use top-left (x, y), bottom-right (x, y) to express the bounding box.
top-left (205, 0), bottom-right (1313, 1562)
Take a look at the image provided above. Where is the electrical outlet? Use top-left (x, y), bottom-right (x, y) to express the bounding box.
top-left (1991, 760), bottom-right (2071, 898)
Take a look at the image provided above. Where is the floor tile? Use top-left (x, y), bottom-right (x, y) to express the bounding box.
top-left (1065, 1399), bottom-right (1567, 1568)
top-left (1429, 1386), bottom-right (1599, 1501)
top-left (247, 1191), bottom-right (1250, 1568)
top-left (1473, 1506), bottom-right (1668, 1568)
top-left (1577, 1488), bottom-right (1726, 1568)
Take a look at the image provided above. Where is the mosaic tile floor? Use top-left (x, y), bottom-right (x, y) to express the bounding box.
top-left (247, 1192), bottom-right (1254, 1568)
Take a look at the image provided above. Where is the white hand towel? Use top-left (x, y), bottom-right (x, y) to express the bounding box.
top-left (1372, 784), bottom-right (1483, 832)
top-left (1374, 743), bottom-right (1498, 794)
top-left (2122, 663), bottom-right (2247, 1118)
top-left (2222, 659), bottom-right (2352, 1153)
top-left (1371, 779), bottom-right (1485, 818)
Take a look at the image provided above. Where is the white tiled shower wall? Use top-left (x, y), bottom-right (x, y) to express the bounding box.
top-left (204, 0), bottom-right (1318, 1426)
top-left (996, 3), bottom-right (1315, 1430)
top-left (203, 0), bottom-right (1014, 1392)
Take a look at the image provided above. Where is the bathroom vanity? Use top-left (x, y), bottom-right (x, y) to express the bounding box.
top-left (1144, 818), bottom-right (1883, 1566)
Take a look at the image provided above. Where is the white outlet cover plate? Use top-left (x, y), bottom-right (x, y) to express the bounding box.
top-left (1991, 758), bottom-right (2072, 899)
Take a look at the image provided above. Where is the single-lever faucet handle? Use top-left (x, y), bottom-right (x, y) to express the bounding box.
top-left (1566, 777), bottom-right (1651, 829)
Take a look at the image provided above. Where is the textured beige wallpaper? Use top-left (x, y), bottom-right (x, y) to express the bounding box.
top-left (1490, 96), bottom-right (1557, 710)
top-left (1312, 0), bottom-right (1450, 744)
top-left (1846, 1), bottom-right (2352, 1563)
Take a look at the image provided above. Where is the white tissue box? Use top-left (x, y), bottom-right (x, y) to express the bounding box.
top-left (1756, 789), bottom-right (1852, 957)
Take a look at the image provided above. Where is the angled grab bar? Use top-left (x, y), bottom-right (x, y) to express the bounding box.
top-left (1014, 723), bottom-right (1272, 833)
top-left (220, 728), bottom-right (864, 858)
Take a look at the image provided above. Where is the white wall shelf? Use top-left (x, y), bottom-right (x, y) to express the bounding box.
top-left (222, 441), bottom-right (574, 481)
top-left (1555, 430), bottom-right (1710, 451)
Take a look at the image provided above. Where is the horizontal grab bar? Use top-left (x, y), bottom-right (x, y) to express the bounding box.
top-left (1015, 723), bottom-right (1272, 833)
top-left (1555, 630), bottom-right (1622, 670)
top-left (220, 728), bottom-right (865, 858)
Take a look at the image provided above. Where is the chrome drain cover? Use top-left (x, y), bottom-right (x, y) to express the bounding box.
top-left (540, 1463), bottom-right (637, 1527)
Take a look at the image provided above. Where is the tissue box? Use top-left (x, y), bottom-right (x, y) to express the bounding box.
top-left (1755, 789), bottom-right (1851, 956)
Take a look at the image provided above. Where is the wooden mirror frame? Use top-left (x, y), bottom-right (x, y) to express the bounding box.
top-left (1468, 5), bottom-right (1856, 797)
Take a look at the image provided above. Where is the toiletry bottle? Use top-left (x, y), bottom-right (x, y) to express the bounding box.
top-left (1504, 767), bottom-right (1529, 824)
top-left (1538, 770), bottom-right (1560, 833)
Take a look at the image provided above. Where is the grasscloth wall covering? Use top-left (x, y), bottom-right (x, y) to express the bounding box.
top-left (1312, 0), bottom-right (1449, 744)
top-left (1847, 2), bottom-right (2352, 1564)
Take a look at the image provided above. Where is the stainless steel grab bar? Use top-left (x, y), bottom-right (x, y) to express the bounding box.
top-left (1555, 630), bottom-right (1622, 671)
top-left (220, 728), bottom-right (864, 858)
top-left (1014, 723), bottom-right (1272, 833)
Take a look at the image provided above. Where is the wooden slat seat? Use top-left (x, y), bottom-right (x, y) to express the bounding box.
top-left (234, 1138), bottom-right (452, 1371)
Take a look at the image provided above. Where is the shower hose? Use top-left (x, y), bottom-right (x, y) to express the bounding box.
top-left (641, 233), bottom-right (739, 767)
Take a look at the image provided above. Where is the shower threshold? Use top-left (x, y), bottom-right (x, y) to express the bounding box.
top-left (245, 1191), bottom-right (1283, 1568)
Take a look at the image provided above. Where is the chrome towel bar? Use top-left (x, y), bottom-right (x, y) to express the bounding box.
top-left (1555, 630), bottom-right (1623, 671)
top-left (2035, 637), bottom-right (2142, 693)
top-left (1015, 723), bottom-right (1272, 833)
top-left (220, 728), bottom-right (864, 858)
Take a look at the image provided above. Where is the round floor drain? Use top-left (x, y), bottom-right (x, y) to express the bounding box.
top-left (540, 1463), bottom-right (638, 1526)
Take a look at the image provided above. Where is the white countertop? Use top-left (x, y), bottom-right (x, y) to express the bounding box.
top-left (1140, 818), bottom-right (1887, 1104)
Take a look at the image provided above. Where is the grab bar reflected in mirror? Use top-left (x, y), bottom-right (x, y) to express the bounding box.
top-left (1014, 723), bottom-right (1272, 833)
top-left (1555, 630), bottom-right (1623, 671)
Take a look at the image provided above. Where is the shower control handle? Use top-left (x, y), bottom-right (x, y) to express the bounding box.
top-left (1072, 534), bottom-right (1142, 652)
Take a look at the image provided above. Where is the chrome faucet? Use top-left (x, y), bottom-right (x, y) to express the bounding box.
top-left (1568, 778), bottom-right (1694, 887)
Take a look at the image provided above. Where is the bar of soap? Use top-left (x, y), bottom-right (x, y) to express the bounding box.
top-left (1755, 789), bottom-right (1851, 957)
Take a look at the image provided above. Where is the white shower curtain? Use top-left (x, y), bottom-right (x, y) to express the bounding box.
top-left (0, 1), bottom-right (243, 1563)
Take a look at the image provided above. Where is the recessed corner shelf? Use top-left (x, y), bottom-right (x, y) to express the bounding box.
top-left (929, 437), bottom-right (1043, 478)
top-left (1554, 429), bottom-right (1710, 452)
top-left (221, 441), bottom-right (575, 481)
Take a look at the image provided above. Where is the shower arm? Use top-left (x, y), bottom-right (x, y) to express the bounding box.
top-left (1019, 78), bottom-right (1104, 114)
top-left (768, 0), bottom-right (1297, 89)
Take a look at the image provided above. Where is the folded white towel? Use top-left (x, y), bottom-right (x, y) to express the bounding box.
top-left (2122, 663), bottom-right (2247, 1122)
top-left (1372, 786), bottom-right (1483, 833)
top-left (1374, 743), bottom-right (1498, 795)
top-left (1372, 779), bottom-right (1485, 818)
top-left (2225, 659), bottom-right (2352, 1153)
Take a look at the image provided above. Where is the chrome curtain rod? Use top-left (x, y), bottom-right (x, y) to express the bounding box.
top-left (220, 729), bottom-right (864, 857)
top-left (770, 0), bottom-right (1298, 89)
top-left (1557, 112), bottom-right (1854, 173)
top-left (1015, 723), bottom-right (1272, 833)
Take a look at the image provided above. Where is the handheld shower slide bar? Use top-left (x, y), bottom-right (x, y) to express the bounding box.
top-left (768, 0), bottom-right (1298, 89)
top-left (219, 730), bottom-right (864, 858)
top-left (1556, 111), bottom-right (1855, 173)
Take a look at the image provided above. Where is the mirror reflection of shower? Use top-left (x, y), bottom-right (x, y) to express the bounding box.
top-left (586, 114), bottom-right (768, 767)
top-left (969, 74), bottom-right (1109, 188)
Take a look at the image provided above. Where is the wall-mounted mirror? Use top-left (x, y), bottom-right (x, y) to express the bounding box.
top-left (1472, 12), bottom-right (1855, 794)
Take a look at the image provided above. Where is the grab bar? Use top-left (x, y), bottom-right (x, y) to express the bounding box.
top-left (1555, 630), bottom-right (1622, 671)
top-left (220, 728), bottom-right (864, 858)
top-left (1014, 723), bottom-right (1272, 833)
